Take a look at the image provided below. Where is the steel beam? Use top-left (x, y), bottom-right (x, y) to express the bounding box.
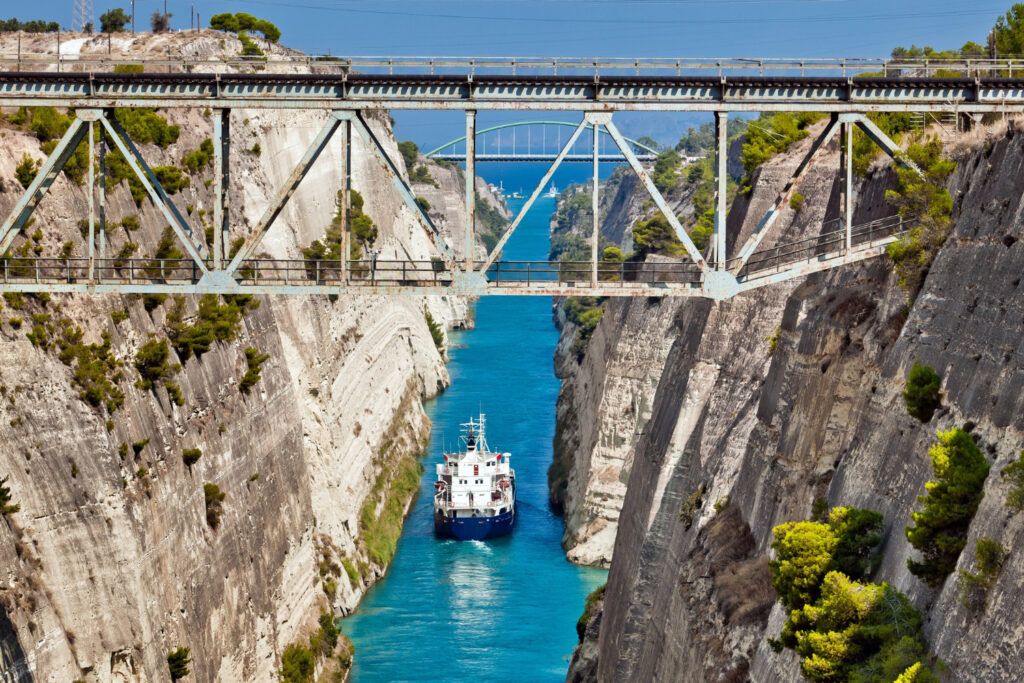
top-left (87, 120), bottom-right (95, 280)
top-left (350, 112), bottom-right (457, 267)
top-left (465, 110), bottom-right (476, 271)
top-left (213, 109), bottom-right (229, 267)
top-left (225, 112), bottom-right (345, 275)
top-left (480, 118), bottom-right (590, 273)
top-left (98, 128), bottom-right (106, 268)
top-left (603, 118), bottom-right (708, 270)
top-left (591, 120), bottom-right (600, 287)
top-left (100, 114), bottom-right (209, 273)
top-left (737, 238), bottom-right (898, 291)
top-left (732, 115), bottom-right (842, 272)
top-left (714, 111), bottom-right (727, 270)
top-left (0, 116), bottom-right (88, 253)
top-left (340, 118), bottom-right (351, 284)
top-left (842, 121), bottom-right (853, 251)
top-left (853, 114), bottom-right (924, 176)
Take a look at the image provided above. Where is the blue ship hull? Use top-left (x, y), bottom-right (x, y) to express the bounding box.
top-left (434, 506), bottom-right (515, 541)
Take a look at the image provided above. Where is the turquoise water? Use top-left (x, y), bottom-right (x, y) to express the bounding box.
top-left (340, 163), bottom-right (612, 683)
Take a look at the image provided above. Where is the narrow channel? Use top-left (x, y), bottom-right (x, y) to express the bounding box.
top-left (341, 163), bottom-right (609, 681)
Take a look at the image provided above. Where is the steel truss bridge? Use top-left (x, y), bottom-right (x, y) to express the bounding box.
top-left (2, 56), bottom-right (1023, 300)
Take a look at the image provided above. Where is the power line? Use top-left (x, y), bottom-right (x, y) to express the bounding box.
top-left (219, 0), bottom-right (1008, 26)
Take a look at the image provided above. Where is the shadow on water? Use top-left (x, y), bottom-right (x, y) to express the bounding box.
top-left (341, 163), bottom-right (613, 683)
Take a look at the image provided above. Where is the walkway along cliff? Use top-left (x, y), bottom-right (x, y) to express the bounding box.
top-left (559, 118), bottom-right (1024, 681)
top-left (0, 31), bottom-right (506, 681)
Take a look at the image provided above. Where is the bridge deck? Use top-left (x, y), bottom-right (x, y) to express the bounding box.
top-left (0, 216), bottom-right (907, 298)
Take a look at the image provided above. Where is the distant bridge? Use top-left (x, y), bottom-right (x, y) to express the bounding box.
top-left (1, 55), bottom-right (1011, 299)
top-left (424, 121), bottom-right (661, 163)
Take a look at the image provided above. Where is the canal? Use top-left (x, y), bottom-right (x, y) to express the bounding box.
top-left (340, 163), bottom-right (610, 682)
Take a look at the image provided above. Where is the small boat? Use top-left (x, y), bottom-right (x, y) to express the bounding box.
top-left (510, 189), bottom-right (524, 199)
top-left (433, 414), bottom-right (516, 541)
top-left (544, 183), bottom-right (559, 198)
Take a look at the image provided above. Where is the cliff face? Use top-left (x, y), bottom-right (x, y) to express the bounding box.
top-left (0, 32), bottom-right (476, 682)
top-left (567, 121), bottom-right (1024, 681)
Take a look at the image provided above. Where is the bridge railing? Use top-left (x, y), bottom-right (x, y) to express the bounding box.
top-left (734, 214), bottom-right (911, 279)
top-left (484, 260), bottom-right (702, 287)
top-left (4, 52), bottom-right (1024, 78)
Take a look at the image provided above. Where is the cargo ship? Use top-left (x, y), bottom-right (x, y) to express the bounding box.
top-left (433, 414), bottom-right (515, 540)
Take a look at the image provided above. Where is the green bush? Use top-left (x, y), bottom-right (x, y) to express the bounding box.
top-left (906, 428), bottom-right (990, 587)
top-left (884, 138), bottom-right (956, 295)
top-left (280, 643), bottom-right (315, 683)
top-left (166, 295), bottom-right (253, 360)
top-left (240, 347), bottom-right (270, 394)
top-left (111, 308), bottom-right (129, 324)
top-left (359, 431), bottom-right (423, 567)
top-left (15, 154), bottom-right (38, 189)
top-left (0, 475), bottom-right (20, 514)
top-left (770, 506), bottom-right (883, 611)
top-left (652, 149), bottom-right (681, 192)
top-left (56, 325), bottom-right (125, 413)
top-left (903, 362), bottom-right (941, 422)
top-left (100, 8), bottom-right (131, 32)
top-left (632, 214), bottom-right (686, 258)
top-left (302, 190), bottom-right (377, 263)
top-left (790, 192), bottom-right (806, 211)
top-left (153, 166), bottom-right (190, 194)
top-left (958, 537), bottom-right (1006, 610)
top-left (424, 310), bottom-right (444, 353)
top-left (576, 583), bottom-right (606, 641)
top-left (166, 647), bottom-right (190, 680)
top-left (398, 140), bottom-right (419, 169)
top-left (741, 112), bottom-right (825, 176)
top-left (1003, 450), bottom-right (1024, 510)
top-left (114, 108), bottom-right (180, 148)
top-left (410, 164), bottom-right (436, 186)
top-left (211, 12), bottom-right (281, 42)
top-left (182, 448), bottom-right (202, 467)
top-left (134, 337), bottom-right (178, 390)
top-left (182, 138), bottom-right (214, 174)
top-left (131, 438), bottom-right (149, 456)
top-left (204, 482), bottom-right (226, 529)
top-left (239, 32), bottom-right (266, 58)
top-left (415, 196), bottom-right (431, 214)
top-left (165, 381), bottom-right (184, 406)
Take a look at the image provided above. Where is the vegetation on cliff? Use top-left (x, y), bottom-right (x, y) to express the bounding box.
top-left (166, 647), bottom-right (191, 680)
top-left (906, 428), bottom-right (990, 587)
top-left (884, 138), bottom-right (956, 295)
top-left (902, 362), bottom-right (942, 423)
top-left (280, 612), bottom-right (353, 683)
top-left (769, 507), bottom-right (937, 682)
top-left (1004, 451), bottom-right (1024, 510)
top-left (958, 537), bottom-right (1007, 611)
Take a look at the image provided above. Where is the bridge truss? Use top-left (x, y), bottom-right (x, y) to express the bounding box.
top-left (2, 65), bottom-right (1022, 300)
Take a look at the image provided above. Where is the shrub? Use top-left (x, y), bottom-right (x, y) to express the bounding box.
top-left (134, 337), bottom-right (178, 390)
top-left (576, 583), bottom-right (606, 641)
top-left (414, 196), bottom-right (431, 213)
top-left (790, 192), bottom-right (806, 211)
top-left (741, 112), bottom-right (825, 176)
top-left (770, 506), bottom-right (883, 611)
top-left (15, 154), bottom-right (38, 189)
top-left (111, 308), bottom-right (129, 324)
top-left (131, 438), bottom-right (149, 456)
top-left (397, 140), bottom-right (419, 169)
top-left (632, 214), bottom-right (686, 258)
top-left (239, 347), bottom-right (270, 394)
top-left (885, 138), bottom-right (956, 295)
top-left (652, 149), bottom-right (680, 192)
top-left (302, 189), bottom-right (377, 263)
top-left (182, 448), bottom-right (202, 467)
top-left (165, 381), bottom-right (184, 406)
top-left (151, 11), bottom-right (171, 33)
top-left (203, 483), bottom-right (226, 528)
top-left (56, 325), bottom-right (125, 413)
top-left (100, 8), bottom-right (131, 32)
top-left (906, 428), bottom-right (991, 587)
top-left (239, 32), bottom-right (266, 58)
top-left (903, 362), bottom-right (941, 422)
top-left (182, 138), bottom-right (214, 174)
top-left (153, 166), bottom-right (190, 194)
top-left (114, 108), bottom-right (180, 148)
top-left (0, 475), bottom-right (20, 514)
top-left (280, 644), bottom-right (315, 682)
top-left (166, 295), bottom-right (252, 360)
top-left (1002, 450), bottom-right (1024, 511)
top-left (410, 164), bottom-right (436, 186)
top-left (166, 647), bottom-right (190, 680)
top-left (958, 537), bottom-right (1006, 610)
top-left (424, 310), bottom-right (444, 353)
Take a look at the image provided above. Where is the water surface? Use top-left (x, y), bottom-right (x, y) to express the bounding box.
top-left (341, 163), bottom-right (613, 683)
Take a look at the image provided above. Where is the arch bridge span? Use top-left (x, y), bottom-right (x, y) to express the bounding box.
top-left (424, 120), bottom-right (662, 163)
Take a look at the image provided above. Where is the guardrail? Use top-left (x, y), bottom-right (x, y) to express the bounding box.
top-left (2, 51), bottom-right (1024, 77)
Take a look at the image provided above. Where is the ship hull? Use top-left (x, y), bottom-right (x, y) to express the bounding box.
top-left (434, 506), bottom-right (515, 541)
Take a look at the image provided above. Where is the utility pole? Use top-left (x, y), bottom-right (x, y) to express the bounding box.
top-left (131, 0), bottom-right (135, 34)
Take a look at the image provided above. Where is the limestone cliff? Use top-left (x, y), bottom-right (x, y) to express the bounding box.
top-left (566, 120), bottom-right (1024, 681)
top-left (0, 32), bottom-right (479, 682)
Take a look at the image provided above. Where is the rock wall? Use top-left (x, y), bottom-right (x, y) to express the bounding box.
top-left (0, 32), bottom-right (478, 682)
top-left (567, 120), bottom-right (1024, 681)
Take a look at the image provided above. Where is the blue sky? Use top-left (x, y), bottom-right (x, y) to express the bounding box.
top-left (10, 0), bottom-right (1017, 145)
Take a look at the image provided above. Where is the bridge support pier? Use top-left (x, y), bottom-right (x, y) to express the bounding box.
top-left (213, 109), bottom-right (230, 269)
top-left (465, 110), bottom-right (476, 272)
top-left (340, 116), bottom-right (351, 285)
